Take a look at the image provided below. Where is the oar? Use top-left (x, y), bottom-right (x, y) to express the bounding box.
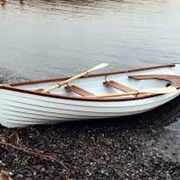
top-left (88, 86), bottom-right (177, 98)
top-left (41, 63), bottom-right (108, 93)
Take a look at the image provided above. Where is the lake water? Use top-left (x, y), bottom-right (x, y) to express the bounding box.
top-left (0, 0), bottom-right (180, 80)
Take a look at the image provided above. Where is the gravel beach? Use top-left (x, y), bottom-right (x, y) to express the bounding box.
top-left (0, 95), bottom-right (180, 180)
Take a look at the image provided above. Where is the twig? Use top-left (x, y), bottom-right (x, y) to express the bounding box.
top-left (8, 129), bottom-right (21, 146)
top-left (8, 129), bottom-right (20, 139)
top-left (0, 139), bottom-right (71, 179)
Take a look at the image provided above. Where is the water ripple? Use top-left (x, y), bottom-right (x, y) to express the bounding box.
top-left (0, 0), bottom-right (180, 79)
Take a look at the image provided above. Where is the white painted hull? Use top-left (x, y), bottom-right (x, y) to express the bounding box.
top-left (0, 87), bottom-right (180, 128)
top-left (0, 63), bottom-right (180, 128)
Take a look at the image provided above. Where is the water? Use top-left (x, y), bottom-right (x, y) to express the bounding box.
top-left (0, 0), bottom-right (180, 80)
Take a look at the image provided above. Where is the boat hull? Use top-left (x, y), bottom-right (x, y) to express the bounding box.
top-left (0, 63), bottom-right (180, 128)
top-left (0, 88), bottom-right (180, 128)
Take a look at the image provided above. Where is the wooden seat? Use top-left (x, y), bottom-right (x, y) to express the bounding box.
top-left (65, 85), bottom-right (94, 97)
top-left (129, 74), bottom-right (180, 89)
top-left (103, 80), bottom-right (135, 92)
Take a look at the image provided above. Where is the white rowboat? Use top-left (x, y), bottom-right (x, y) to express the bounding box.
top-left (0, 63), bottom-right (180, 128)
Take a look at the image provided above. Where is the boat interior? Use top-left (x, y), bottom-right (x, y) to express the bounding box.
top-left (7, 64), bottom-right (180, 100)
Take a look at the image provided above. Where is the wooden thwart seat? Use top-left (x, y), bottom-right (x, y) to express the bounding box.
top-left (64, 74), bottom-right (179, 98)
top-left (104, 80), bottom-right (135, 92)
top-left (65, 85), bottom-right (94, 97)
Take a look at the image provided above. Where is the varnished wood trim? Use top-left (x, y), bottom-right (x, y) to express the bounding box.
top-left (129, 74), bottom-right (180, 89)
top-left (104, 80), bottom-right (135, 92)
top-left (65, 85), bottom-right (94, 97)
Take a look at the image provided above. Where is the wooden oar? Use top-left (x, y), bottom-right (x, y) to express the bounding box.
top-left (41, 63), bottom-right (108, 93)
top-left (88, 86), bottom-right (177, 98)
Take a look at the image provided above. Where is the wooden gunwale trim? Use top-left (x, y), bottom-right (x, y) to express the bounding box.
top-left (0, 85), bottom-right (161, 102)
top-left (9, 63), bottom-right (176, 86)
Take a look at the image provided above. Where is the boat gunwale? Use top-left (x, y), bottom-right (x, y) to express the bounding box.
top-left (0, 63), bottom-right (178, 102)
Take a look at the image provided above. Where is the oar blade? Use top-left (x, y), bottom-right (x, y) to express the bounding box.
top-left (88, 63), bottom-right (108, 73)
top-left (143, 86), bottom-right (177, 94)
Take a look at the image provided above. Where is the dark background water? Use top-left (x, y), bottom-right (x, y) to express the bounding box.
top-left (0, 0), bottom-right (180, 80)
top-left (0, 1), bottom-right (180, 177)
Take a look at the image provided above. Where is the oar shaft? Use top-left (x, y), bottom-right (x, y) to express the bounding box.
top-left (42, 63), bottom-right (108, 93)
top-left (42, 71), bottom-right (89, 93)
top-left (88, 86), bottom-right (177, 98)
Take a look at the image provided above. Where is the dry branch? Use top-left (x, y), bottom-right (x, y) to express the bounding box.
top-left (0, 138), bottom-right (70, 179)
